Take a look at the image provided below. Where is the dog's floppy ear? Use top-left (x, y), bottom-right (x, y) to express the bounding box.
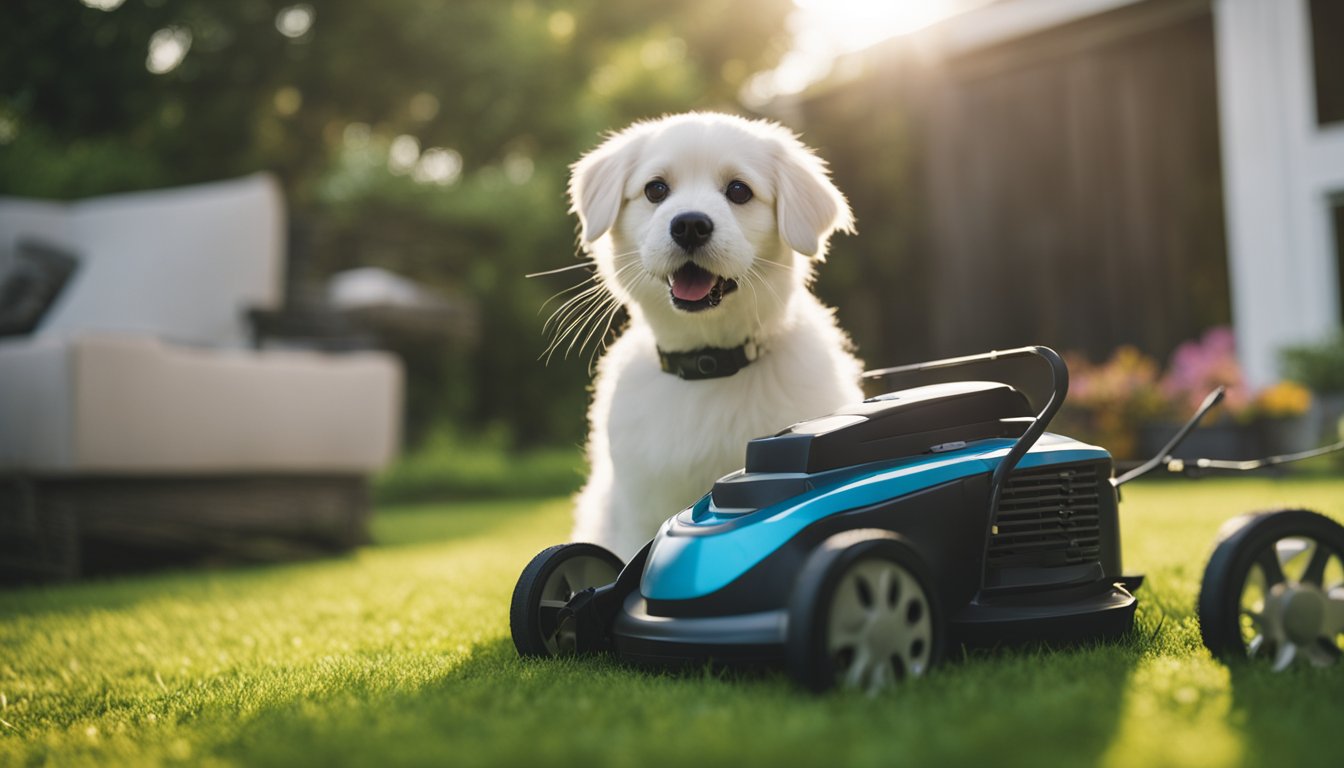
top-left (569, 130), bottom-right (643, 246)
top-left (773, 138), bottom-right (855, 259)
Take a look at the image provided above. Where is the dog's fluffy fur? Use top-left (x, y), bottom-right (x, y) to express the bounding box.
top-left (566, 112), bottom-right (864, 560)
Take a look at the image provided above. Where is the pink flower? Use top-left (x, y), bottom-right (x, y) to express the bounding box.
top-left (1159, 326), bottom-right (1250, 416)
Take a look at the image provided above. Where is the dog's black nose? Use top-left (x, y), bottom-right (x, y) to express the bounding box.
top-left (670, 212), bottom-right (713, 251)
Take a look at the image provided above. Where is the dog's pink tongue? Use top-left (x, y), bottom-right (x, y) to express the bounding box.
top-left (671, 265), bottom-right (716, 301)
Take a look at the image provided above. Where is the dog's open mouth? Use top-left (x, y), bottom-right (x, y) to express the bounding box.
top-left (668, 263), bottom-right (738, 312)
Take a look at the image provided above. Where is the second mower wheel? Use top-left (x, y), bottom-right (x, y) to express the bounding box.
top-left (1198, 509), bottom-right (1344, 670)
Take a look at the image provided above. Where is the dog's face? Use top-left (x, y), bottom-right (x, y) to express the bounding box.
top-left (569, 113), bottom-right (853, 348)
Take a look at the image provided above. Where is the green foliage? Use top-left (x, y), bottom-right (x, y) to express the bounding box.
top-left (374, 427), bottom-right (584, 503)
top-left (0, 0), bottom-right (794, 446)
top-left (1281, 332), bottom-right (1344, 394)
top-left (0, 126), bottom-right (169, 200)
top-left (2, 479), bottom-right (1343, 766)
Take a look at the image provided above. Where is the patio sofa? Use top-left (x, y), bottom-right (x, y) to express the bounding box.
top-left (0, 174), bottom-right (403, 580)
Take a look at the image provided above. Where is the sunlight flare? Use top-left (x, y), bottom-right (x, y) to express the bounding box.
top-left (794, 0), bottom-right (961, 54)
top-left (745, 0), bottom-right (974, 105)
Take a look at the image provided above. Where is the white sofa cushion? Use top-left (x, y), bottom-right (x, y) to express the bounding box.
top-left (0, 334), bottom-right (402, 474)
top-left (0, 173), bottom-right (283, 349)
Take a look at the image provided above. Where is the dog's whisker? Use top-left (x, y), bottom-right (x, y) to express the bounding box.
top-left (750, 272), bottom-right (776, 333)
top-left (586, 309), bottom-right (618, 373)
top-left (616, 263), bottom-right (653, 288)
top-left (751, 256), bottom-right (794, 271)
top-left (747, 265), bottom-right (788, 312)
top-left (555, 296), bottom-right (605, 351)
top-left (546, 293), bottom-right (607, 344)
top-left (542, 284), bottom-right (607, 332)
top-left (539, 279), bottom-right (606, 316)
top-left (598, 260), bottom-right (646, 294)
top-left (525, 260), bottom-right (598, 279)
top-left (741, 271), bottom-right (765, 334)
top-left (562, 294), bottom-right (618, 361)
top-left (609, 253), bottom-right (643, 271)
top-left (572, 295), bottom-right (621, 364)
top-left (544, 301), bottom-right (612, 357)
top-left (610, 259), bottom-right (643, 276)
top-left (537, 256), bottom-right (643, 319)
top-left (544, 306), bottom-right (598, 350)
top-left (539, 267), bottom-right (615, 303)
top-left (548, 279), bottom-right (606, 304)
top-left (585, 300), bottom-right (625, 372)
top-left (593, 258), bottom-right (643, 281)
top-left (543, 319), bottom-right (586, 362)
top-left (543, 277), bottom-right (629, 363)
top-left (540, 259), bottom-right (645, 364)
top-left (572, 273), bottom-right (633, 352)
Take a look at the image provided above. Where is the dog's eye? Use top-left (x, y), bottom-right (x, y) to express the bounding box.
top-left (644, 180), bottom-right (669, 204)
top-left (725, 180), bottom-right (753, 205)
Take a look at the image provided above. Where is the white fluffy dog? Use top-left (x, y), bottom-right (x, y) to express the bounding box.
top-left (566, 112), bottom-right (864, 560)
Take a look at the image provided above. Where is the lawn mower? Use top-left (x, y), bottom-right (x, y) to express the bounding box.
top-left (511, 346), bottom-right (1344, 693)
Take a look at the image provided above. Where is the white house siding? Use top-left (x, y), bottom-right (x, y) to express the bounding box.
top-left (1214, 0), bottom-right (1344, 385)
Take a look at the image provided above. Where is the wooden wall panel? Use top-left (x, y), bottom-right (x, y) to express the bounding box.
top-left (798, 0), bottom-right (1229, 367)
top-left (923, 2), bottom-right (1229, 361)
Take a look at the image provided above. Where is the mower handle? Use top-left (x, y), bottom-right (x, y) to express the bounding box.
top-left (1112, 385), bottom-right (1344, 482)
top-left (864, 345), bottom-right (1067, 385)
top-left (864, 346), bottom-right (1070, 593)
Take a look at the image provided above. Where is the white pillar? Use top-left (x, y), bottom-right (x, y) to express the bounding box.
top-left (1214, 0), bottom-right (1343, 387)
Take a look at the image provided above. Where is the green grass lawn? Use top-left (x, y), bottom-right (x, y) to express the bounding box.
top-left (2, 476), bottom-right (1343, 767)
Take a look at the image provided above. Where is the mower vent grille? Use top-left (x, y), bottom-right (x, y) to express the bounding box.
top-left (987, 463), bottom-right (1102, 568)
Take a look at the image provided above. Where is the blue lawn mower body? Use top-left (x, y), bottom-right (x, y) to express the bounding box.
top-left (510, 346), bottom-right (1344, 692)
top-left (618, 427), bottom-right (1134, 665)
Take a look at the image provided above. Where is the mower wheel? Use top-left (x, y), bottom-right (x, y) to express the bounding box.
top-left (510, 543), bottom-right (623, 658)
top-left (786, 529), bottom-right (944, 694)
top-left (1198, 509), bottom-right (1344, 670)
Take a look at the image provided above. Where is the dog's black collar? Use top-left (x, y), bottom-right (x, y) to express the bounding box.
top-left (657, 341), bottom-right (760, 380)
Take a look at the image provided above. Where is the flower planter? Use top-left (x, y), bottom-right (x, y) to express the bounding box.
top-left (1139, 414), bottom-right (1319, 463)
top-left (1257, 415), bottom-right (1316, 456)
top-left (1317, 393), bottom-right (1344, 444)
top-left (1137, 422), bottom-right (1262, 462)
